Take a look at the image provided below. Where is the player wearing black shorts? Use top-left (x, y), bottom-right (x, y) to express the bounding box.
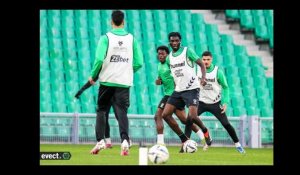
top-left (154, 46), bottom-right (208, 150)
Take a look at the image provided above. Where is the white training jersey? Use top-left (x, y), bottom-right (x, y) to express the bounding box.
top-left (99, 32), bottom-right (134, 86)
top-left (197, 65), bottom-right (222, 104)
top-left (169, 47), bottom-right (200, 92)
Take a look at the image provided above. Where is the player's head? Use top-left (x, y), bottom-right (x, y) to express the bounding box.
top-left (202, 51), bottom-right (213, 68)
top-left (111, 10), bottom-right (124, 28)
top-left (168, 32), bottom-right (181, 51)
top-left (157, 45), bottom-right (170, 63)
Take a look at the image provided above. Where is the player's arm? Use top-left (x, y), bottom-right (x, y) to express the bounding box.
top-left (187, 48), bottom-right (206, 86)
top-left (133, 38), bottom-right (144, 72)
top-left (217, 68), bottom-right (229, 113)
top-left (89, 35), bottom-right (108, 84)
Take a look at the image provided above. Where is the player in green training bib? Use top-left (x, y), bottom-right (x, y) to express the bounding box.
top-left (197, 51), bottom-right (245, 154)
top-left (154, 46), bottom-right (208, 150)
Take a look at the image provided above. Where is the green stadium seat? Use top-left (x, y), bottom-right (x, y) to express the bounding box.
top-left (40, 10), bottom-right (47, 18)
top-left (239, 66), bottom-right (252, 77)
top-left (236, 55), bottom-right (249, 67)
top-left (77, 39), bottom-right (90, 50)
top-left (260, 107), bottom-right (273, 117)
top-left (52, 102), bottom-right (68, 112)
top-left (64, 59), bottom-right (78, 71)
top-left (205, 24), bottom-right (219, 34)
top-left (76, 28), bottom-right (89, 39)
top-left (67, 102), bottom-right (82, 113)
top-left (179, 10), bottom-right (192, 22)
top-left (63, 39), bottom-right (76, 50)
top-left (81, 102), bottom-right (96, 113)
top-left (240, 13), bottom-right (254, 30)
top-left (252, 66), bottom-right (265, 77)
top-left (65, 70), bottom-right (79, 82)
top-left (49, 38), bottom-right (63, 50)
top-left (165, 10), bottom-right (179, 22)
top-left (225, 10), bottom-right (240, 19)
top-left (233, 106), bottom-right (246, 116)
top-left (244, 95), bottom-right (258, 108)
top-left (40, 58), bottom-right (50, 70)
top-left (223, 54), bottom-right (236, 67)
top-left (167, 22), bottom-right (180, 33)
top-left (267, 78), bottom-right (273, 89)
top-left (140, 10), bottom-right (153, 20)
top-left (195, 44), bottom-right (208, 55)
top-left (234, 45), bottom-right (247, 56)
top-left (40, 90), bottom-right (52, 103)
top-left (61, 28), bottom-right (76, 39)
top-left (194, 32), bottom-right (207, 45)
top-left (255, 25), bottom-right (269, 40)
top-left (61, 10), bottom-right (74, 18)
top-left (61, 17), bottom-right (75, 29)
top-left (212, 54), bottom-right (223, 65)
top-left (126, 10), bottom-right (140, 22)
top-left (49, 27), bottom-right (62, 39)
top-left (221, 43), bottom-right (235, 55)
top-left (220, 34), bottom-right (233, 44)
top-left (50, 70), bottom-right (65, 84)
top-left (48, 17), bottom-right (61, 29)
top-left (48, 10), bottom-right (61, 18)
top-left (40, 101), bottom-right (53, 112)
top-left (246, 106), bottom-right (260, 116)
top-left (208, 44), bottom-right (222, 55)
top-left (225, 66), bottom-right (239, 77)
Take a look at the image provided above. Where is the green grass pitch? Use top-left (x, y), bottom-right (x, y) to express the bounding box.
top-left (40, 144), bottom-right (273, 165)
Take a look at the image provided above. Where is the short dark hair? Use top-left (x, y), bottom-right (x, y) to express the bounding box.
top-left (168, 32), bottom-right (181, 40)
top-left (111, 10), bottom-right (124, 26)
top-left (202, 51), bottom-right (212, 57)
top-left (157, 45), bottom-right (170, 54)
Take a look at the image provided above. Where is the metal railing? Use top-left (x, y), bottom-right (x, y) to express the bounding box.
top-left (40, 112), bottom-right (273, 147)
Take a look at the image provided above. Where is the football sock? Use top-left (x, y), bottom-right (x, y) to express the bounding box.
top-left (157, 134), bottom-right (164, 145)
top-left (235, 142), bottom-right (241, 147)
top-left (196, 130), bottom-right (205, 140)
top-left (179, 133), bottom-right (188, 143)
top-left (105, 138), bottom-right (111, 144)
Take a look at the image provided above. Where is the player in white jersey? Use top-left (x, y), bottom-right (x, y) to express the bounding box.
top-left (161, 32), bottom-right (212, 149)
top-left (89, 10), bottom-right (143, 156)
top-left (197, 51), bottom-right (245, 154)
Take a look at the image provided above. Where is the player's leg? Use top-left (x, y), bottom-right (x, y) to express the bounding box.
top-left (113, 87), bottom-right (130, 155)
top-left (175, 109), bottom-right (208, 151)
top-left (181, 89), bottom-right (200, 139)
top-left (208, 102), bottom-right (245, 154)
top-left (154, 96), bottom-right (169, 145)
top-left (105, 101), bottom-right (112, 148)
top-left (162, 92), bottom-right (189, 143)
top-left (197, 101), bottom-right (213, 146)
top-left (91, 85), bottom-right (114, 154)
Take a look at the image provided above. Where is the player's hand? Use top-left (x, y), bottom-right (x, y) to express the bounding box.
top-left (200, 78), bottom-right (207, 86)
top-left (221, 104), bottom-right (227, 114)
top-left (89, 77), bottom-right (95, 85)
top-left (155, 78), bottom-right (162, 85)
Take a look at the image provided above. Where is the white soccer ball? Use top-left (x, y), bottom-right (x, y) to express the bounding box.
top-left (183, 140), bottom-right (198, 153)
top-left (148, 144), bottom-right (169, 164)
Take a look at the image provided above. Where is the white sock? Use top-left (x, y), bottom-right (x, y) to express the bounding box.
top-left (105, 138), bottom-right (111, 144)
top-left (157, 134), bottom-right (164, 145)
top-left (196, 130), bottom-right (205, 140)
top-left (235, 142), bottom-right (241, 147)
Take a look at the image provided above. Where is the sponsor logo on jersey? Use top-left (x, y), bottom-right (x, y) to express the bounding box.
top-left (110, 55), bottom-right (129, 63)
top-left (170, 61), bottom-right (185, 69)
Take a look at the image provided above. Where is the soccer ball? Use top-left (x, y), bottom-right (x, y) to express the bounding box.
top-left (148, 144), bottom-right (169, 164)
top-left (183, 140), bottom-right (198, 153)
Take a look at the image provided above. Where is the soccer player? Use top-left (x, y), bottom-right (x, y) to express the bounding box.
top-left (89, 10), bottom-right (143, 156)
top-left (155, 45), bottom-right (208, 150)
top-left (161, 32), bottom-right (212, 148)
top-left (197, 51), bottom-right (245, 154)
